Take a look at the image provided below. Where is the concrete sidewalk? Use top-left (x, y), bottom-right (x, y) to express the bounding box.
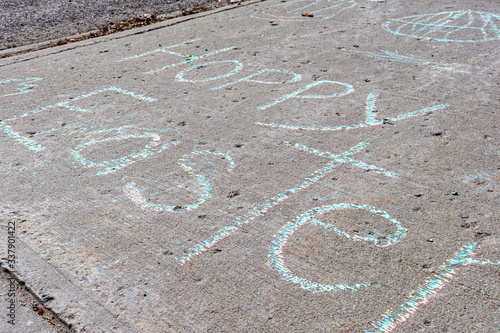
top-left (0, 0), bottom-right (499, 331)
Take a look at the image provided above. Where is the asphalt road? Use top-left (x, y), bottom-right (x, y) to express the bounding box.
top-left (0, 0), bottom-right (235, 51)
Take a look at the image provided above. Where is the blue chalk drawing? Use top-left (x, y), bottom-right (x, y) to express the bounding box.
top-left (177, 141), bottom-right (398, 264)
top-left (383, 11), bottom-right (500, 42)
top-left (175, 60), bottom-right (243, 83)
top-left (0, 77), bottom-right (42, 97)
top-left (55, 86), bottom-right (156, 113)
top-left (252, 0), bottom-right (355, 22)
top-left (367, 242), bottom-right (500, 332)
top-left (257, 80), bottom-right (354, 110)
top-left (269, 204), bottom-right (406, 292)
top-left (256, 91), bottom-right (448, 131)
top-left (116, 38), bottom-right (201, 62)
top-left (124, 151), bottom-right (234, 212)
top-left (115, 38), bottom-right (236, 75)
top-left (0, 86), bottom-right (156, 151)
top-left (72, 131), bottom-right (179, 176)
top-left (211, 69), bottom-right (302, 90)
top-left (147, 47), bottom-right (237, 75)
top-left (284, 140), bottom-right (399, 178)
top-left (2, 125), bottom-right (45, 152)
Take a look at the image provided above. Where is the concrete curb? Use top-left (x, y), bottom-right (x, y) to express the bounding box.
top-left (0, 229), bottom-right (137, 332)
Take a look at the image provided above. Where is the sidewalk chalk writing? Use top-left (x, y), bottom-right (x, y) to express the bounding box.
top-left (211, 69), bottom-right (302, 90)
top-left (72, 130), bottom-right (180, 176)
top-left (0, 86), bottom-right (155, 152)
top-left (356, 50), bottom-right (471, 74)
top-left (124, 151), bottom-right (234, 212)
top-left (116, 38), bottom-right (200, 62)
top-left (116, 41), bottom-right (362, 112)
top-left (2, 125), bottom-right (45, 151)
top-left (367, 242), bottom-right (500, 332)
top-left (115, 38), bottom-right (236, 75)
top-left (269, 204), bottom-right (406, 292)
top-left (256, 91), bottom-right (448, 131)
top-left (252, 0), bottom-right (355, 22)
top-left (286, 140), bottom-right (399, 178)
top-left (383, 11), bottom-right (500, 42)
top-left (0, 77), bottom-right (42, 97)
top-left (257, 80), bottom-right (354, 110)
top-left (176, 60), bottom-right (243, 83)
top-left (177, 141), bottom-right (398, 264)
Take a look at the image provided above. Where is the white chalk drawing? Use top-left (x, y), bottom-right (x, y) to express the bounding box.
top-left (383, 10), bottom-right (500, 42)
top-left (367, 242), bottom-right (500, 332)
top-left (358, 50), bottom-right (470, 72)
top-left (72, 129), bottom-right (180, 176)
top-left (175, 60), bottom-right (243, 83)
top-left (177, 141), bottom-right (398, 264)
top-left (115, 38), bottom-right (236, 75)
top-left (256, 91), bottom-right (448, 131)
top-left (124, 151), bottom-right (234, 212)
top-left (0, 77), bottom-right (42, 97)
top-left (252, 0), bottom-right (355, 22)
top-left (257, 80), bottom-right (354, 110)
top-left (211, 69), bottom-right (302, 90)
top-left (269, 204), bottom-right (406, 292)
top-left (0, 86), bottom-right (156, 152)
top-left (2, 32), bottom-right (496, 332)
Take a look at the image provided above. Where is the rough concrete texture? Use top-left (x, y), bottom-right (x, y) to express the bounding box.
top-left (0, 0), bottom-right (499, 332)
top-left (0, 268), bottom-right (69, 332)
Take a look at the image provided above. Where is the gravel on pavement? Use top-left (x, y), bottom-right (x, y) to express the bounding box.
top-left (0, 0), bottom-right (238, 51)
